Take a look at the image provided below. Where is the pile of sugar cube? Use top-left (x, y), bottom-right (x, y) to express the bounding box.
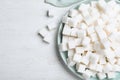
top-left (60, 0), bottom-right (120, 79)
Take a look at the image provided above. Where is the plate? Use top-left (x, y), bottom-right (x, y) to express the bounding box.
top-left (57, 0), bottom-right (120, 80)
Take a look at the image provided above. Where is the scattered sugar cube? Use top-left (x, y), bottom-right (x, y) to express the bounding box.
top-left (47, 9), bottom-right (55, 17)
top-left (47, 22), bottom-right (57, 30)
top-left (43, 34), bottom-right (52, 43)
top-left (38, 27), bottom-right (49, 37)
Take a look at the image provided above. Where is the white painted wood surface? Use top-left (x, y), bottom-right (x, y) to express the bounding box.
top-left (0, 0), bottom-right (79, 80)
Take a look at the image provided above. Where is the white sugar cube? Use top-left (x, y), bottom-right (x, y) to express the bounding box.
top-left (89, 53), bottom-right (100, 64)
top-left (82, 70), bottom-right (96, 79)
top-left (89, 64), bottom-right (97, 71)
top-left (62, 26), bottom-right (71, 36)
top-left (81, 56), bottom-right (89, 65)
top-left (97, 0), bottom-right (107, 12)
top-left (103, 48), bottom-right (115, 59)
top-left (68, 49), bottom-right (75, 58)
top-left (68, 9), bottom-right (78, 17)
top-left (68, 37), bottom-right (76, 41)
top-left (59, 43), bottom-right (68, 51)
top-left (47, 22), bottom-right (57, 30)
top-left (81, 37), bottom-right (90, 46)
top-left (73, 53), bottom-right (82, 63)
top-left (75, 47), bottom-right (85, 54)
top-left (84, 16), bottom-right (94, 25)
top-left (76, 63), bottom-right (86, 73)
top-left (68, 40), bottom-right (76, 49)
top-left (89, 33), bottom-right (98, 42)
top-left (101, 39), bottom-right (111, 49)
top-left (79, 4), bottom-right (90, 13)
top-left (62, 16), bottom-right (71, 24)
top-left (95, 26), bottom-right (107, 40)
top-left (117, 58), bottom-right (120, 65)
top-left (107, 72), bottom-right (116, 79)
top-left (78, 22), bottom-right (87, 30)
top-left (90, 7), bottom-right (100, 21)
top-left (97, 73), bottom-right (106, 80)
top-left (38, 28), bottom-right (49, 37)
top-left (101, 14), bottom-right (109, 24)
top-left (62, 36), bottom-right (69, 43)
top-left (97, 18), bottom-right (104, 26)
top-left (67, 57), bottom-right (76, 66)
top-left (68, 14), bottom-right (83, 27)
top-left (91, 1), bottom-right (97, 8)
top-left (75, 38), bottom-right (82, 46)
top-left (93, 41), bottom-right (102, 52)
top-left (43, 34), bottom-right (52, 43)
top-left (105, 24), bottom-right (117, 33)
top-left (70, 28), bottom-right (78, 37)
top-left (47, 9), bottom-right (54, 17)
top-left (99, 56), bottom-right (106, 65)
top-left (77, 30), bottom-right (86, 38)
top-left (107, 58), bottom-right (116, 65)
top-left (87, 26), bottom-right (95, 35)
top-left (103, 63), bottom-right (113, 73)
top-left (96, 64), bottom-right (103, 72)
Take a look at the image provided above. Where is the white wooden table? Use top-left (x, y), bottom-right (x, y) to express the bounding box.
top-left (0, 0), bottom-right (79, 80)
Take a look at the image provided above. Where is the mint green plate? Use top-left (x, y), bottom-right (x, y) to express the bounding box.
top-left (57, 0), bottom-right (120, 80)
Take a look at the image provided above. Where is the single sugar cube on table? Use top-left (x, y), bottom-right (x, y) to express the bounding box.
top-left (43, 34), bottom-right (52, 43)
top-left (47, 9), bottom-right (55, 17)
top-left (47, 22), bottom-right (57, 30)
top-left (38, 27), bottom-right (49, 37)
